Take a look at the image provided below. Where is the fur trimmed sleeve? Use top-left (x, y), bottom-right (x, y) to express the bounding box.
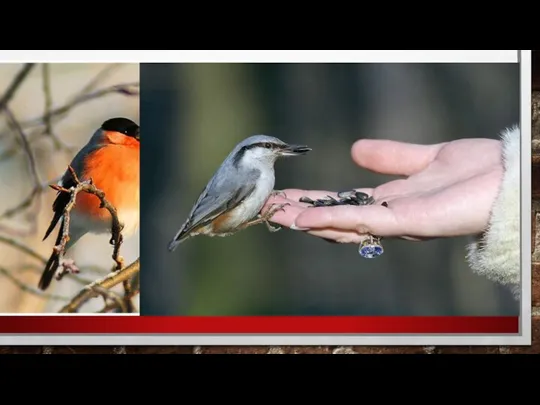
top-left (466, 125), bottom-right (521, 299)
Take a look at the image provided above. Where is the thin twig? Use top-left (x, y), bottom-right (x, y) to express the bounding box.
top-left (4, 107), bottom-right (42, 188)
top-left (1, 108), bottom-right (43, 224)
top-left (130, 271), bottom-right (140, 296)
top-left (0, 82), bottom-right (139, 163)
top-left (12, 264), bottom-right (94, 285)
top-left (122, 279), bottom-right (134, 313)
top-left (98, 280), bottom-right (139, 313)
top-left (8, 82), bottom-right (139, 134)
top-left (0, 63), bottom-right (35, 112)
top-left (40, 82), bottom-right (140, 129)
top-left (59, 257), bottom-right (140, 313)
top-left (98, 302), bottom-right (122, 313)
top-left (0, 237), bottom-right (94, 285)
top-left (0, 267), bottom-right (70, 301)
top-left (92, 285), bottom-right (127, 313)
top-left (0, 179), bottom-right (52, 220)
top-left (0, 234), bottom-right (48, 263)
top-left (0, 63), bottom-right (132, 137)
top-left (41, 64), bottom-right (68, 151)
top-left (76, 64), bottom-right (123, 96)
top-left (50, 165), bottom-right (124, 282)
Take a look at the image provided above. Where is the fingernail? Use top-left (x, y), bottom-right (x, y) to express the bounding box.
top-left (290, 222), bottom-right (310, 231)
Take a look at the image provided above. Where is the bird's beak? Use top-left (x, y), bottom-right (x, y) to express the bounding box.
top-left (280, 144), bottom-right (311, 156)
top-left (134, 128), bottom-right (140, 141)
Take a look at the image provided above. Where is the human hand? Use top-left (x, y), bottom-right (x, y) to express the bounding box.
top-left (263, 137), bottom-right (504, 244)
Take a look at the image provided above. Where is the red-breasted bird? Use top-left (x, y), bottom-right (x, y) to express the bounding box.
top-left (38, 117), bottom-right (140, 290)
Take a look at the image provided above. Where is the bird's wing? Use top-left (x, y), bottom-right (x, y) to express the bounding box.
top-left (168, 170), bottom-right (260, 249)
top-left (182, 182), bottom-right (256, 235)
top-left (42, 168), bottom-right (77, 241)
top-left (42, 140), bottom-right (101, 242)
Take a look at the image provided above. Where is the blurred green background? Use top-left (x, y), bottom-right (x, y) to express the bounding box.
top-left (140, 63), bottom-right (520, 316)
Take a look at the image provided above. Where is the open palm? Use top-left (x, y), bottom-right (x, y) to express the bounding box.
top-left (263, 137), bottom-right (504, 244)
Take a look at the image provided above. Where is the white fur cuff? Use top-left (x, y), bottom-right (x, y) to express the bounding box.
top-left (466, 125), bottom-right (521, 299)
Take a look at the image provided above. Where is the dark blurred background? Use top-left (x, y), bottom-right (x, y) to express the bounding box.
top-left (140, 63), bottom-right (520, 316)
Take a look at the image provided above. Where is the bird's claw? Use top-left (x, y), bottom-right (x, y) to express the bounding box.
top-left (259, 202), bottom-right (289, 233)
top-left (265, 221), bottom-right (282, 232)
top-left (265, 202), bottom-right (290, 217)
top-left (271, 190), bottom-right (287, 199)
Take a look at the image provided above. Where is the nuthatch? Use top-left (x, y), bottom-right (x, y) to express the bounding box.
top-left (167, 134), bottom-right (311, 251)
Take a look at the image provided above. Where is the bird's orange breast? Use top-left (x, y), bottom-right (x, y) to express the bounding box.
top-left (75, 143), bottom-right (139, 225)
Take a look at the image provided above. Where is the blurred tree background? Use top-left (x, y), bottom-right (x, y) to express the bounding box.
top-left (141, 63), bottom-right (519, 316)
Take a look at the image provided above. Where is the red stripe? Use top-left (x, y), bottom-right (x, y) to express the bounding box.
top-left (0, 316), bottom-right (518, 334)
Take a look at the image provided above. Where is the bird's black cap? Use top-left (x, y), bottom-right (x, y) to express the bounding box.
top-left (101, 117), bottom-right (139, 139)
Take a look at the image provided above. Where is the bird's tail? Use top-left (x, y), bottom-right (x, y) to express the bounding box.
top-left (167, 222), bottom-right (191, 252)
top-left (38, 218), bottom-right (85, 290)
top-left (38, 221), bottom-right (65, 290)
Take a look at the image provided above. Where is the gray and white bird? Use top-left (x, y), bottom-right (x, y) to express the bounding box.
top-left (167, 134), bottom-right (311, 251)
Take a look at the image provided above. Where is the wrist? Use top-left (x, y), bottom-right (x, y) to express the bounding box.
top-left (465, 125), bottom-right (521, 299)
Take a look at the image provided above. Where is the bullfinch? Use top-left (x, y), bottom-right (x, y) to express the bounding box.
top-left (38, 117), bottom-right (140, 291)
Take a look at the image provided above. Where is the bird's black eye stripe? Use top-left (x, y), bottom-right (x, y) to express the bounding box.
top-left (241, 141), bottom-right (284, 152)
top-left (256, 142), bottom-right (278, 149)
top-left (242, 142), bottom-right (279, 150)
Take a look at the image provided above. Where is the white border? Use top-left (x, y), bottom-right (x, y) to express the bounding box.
top-left (0, 50), bottom-right (530, 346)
top-left (519, 49), bottom-right (532, 343)
top-left (0, 50), bottom-right (519, 63)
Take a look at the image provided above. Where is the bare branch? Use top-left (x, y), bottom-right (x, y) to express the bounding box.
top-left (59, 257), bottom-right (140, 313)
top-left (0, 63), bottom-right (131, 137)
top-left (1, 108), bottom-right (43, 223)
top-left (0, 189), bottom-right (39, 221)
top-left (0, 266), bottom-right (70, 301)
top-left (76, 63), bottom-right (123, 96)
top-left (0, 176), bottom-right (61, 221)
top-left (49, 165), bottom-right (125, 283)
top-left (41, 64), bottom-right (70, 151)
top-left (91, 285), bottom-right (127, 313)
top-left (40, 82), bottom-right (140, 129)
top-left (0, 82), bottom-right (139, 163)
top-left (0, 234), bottom-right (47, 263)
top-left (0, 236), bottom-right (95, 285)
top-left (0, 63), bottom-right (36, 112)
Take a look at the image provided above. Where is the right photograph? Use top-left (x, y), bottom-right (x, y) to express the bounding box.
top-left (140, 62), bottom-right (521, 316)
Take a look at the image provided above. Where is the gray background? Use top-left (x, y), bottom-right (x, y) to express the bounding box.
top-left (140, 63), bottom-right (519, 316)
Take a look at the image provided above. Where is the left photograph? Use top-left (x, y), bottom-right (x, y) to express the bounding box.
top-left (0, 63), bottom-right (140, 314)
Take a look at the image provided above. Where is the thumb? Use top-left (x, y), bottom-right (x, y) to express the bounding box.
top-left (351, 139), bottom-right (445, 176)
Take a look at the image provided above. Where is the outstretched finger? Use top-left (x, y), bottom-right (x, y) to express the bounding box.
top-left (302, 228), bottom-right (372, 244)
top-left (293, 204), bottom-right (407, 237)
top-left (351, 139), bottom-right (445, 176)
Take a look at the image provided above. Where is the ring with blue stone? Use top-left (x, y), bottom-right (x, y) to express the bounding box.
top-left (358, 236), bottom-right (384, 259)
